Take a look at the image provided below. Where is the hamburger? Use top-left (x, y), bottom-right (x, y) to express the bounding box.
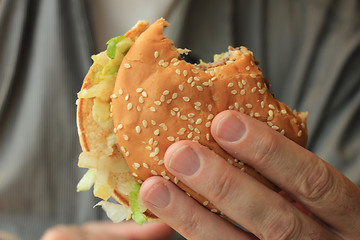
top-left (76, 18), bottom-right (308, 225)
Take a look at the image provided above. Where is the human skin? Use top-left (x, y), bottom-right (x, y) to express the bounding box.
top-left (140, 110), bottom-right (360, 240)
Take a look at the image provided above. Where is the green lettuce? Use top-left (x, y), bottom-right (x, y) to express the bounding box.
top-left (106, 35), bottom-right (126, 59)
top-left (129, 183), bottom-right (147, 225)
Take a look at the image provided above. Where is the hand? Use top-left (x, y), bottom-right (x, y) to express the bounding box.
top-left (41, 221), bottom-right (174, 240)
top-left (140, 110), bottom-right (360, 239)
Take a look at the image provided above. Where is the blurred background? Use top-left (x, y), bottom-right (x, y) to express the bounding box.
top-left (1, 0), bottom-right (359, 239)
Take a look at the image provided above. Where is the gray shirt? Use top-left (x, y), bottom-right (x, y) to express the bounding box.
top-left (1, 0), bottom-right (359, 239)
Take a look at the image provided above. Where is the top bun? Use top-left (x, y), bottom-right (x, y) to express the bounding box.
top-left (112, 19), bottom-right (307, 213)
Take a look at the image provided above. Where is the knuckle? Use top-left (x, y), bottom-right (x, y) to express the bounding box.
top-left (298, 160), bottom-right (333, 202)
top-left (261, 211), bottom-right (300, 240)
top-left (252, 132), bottom-right (279, 168)
top-left (208, 168), bottom-right (234, 204)
top-left (177, 207), bottom-right (202, 237)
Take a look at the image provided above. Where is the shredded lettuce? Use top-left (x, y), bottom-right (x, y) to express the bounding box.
top-left (94, 201), bottom-right (132, 223)
top-left (106, 35), bottom-right (126, 59)
top-left (129, 183), bottom-right (147, 225)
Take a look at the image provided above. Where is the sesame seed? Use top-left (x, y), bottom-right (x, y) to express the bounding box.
top-left (227, 82), bottom-right (234, 87)
top-left (239, 107), bottom-right (245, 113)
top-left (246, 66), bottom-right (250, 71)
top-left (257, 82), bottom-right (262, 88)
top-left (268, 104), bottom-right (276, 110)
top-left (127, 103), bottom-right (133, 110)
top-left (176, 69), bottom-right (181, 75)
top-left (211, 77), bottom-right (217, 81)
top-left (117, 124), bottom-right (123, 130)
top-left (261, 101), bottom-right (265, 108)
top-left (281, 130), bottom-right (285, 135)
top-left (135, 126), bottom-right (141, 134)
top-left (241, 79), bottom-right (247, 85)
top-left (208, 104), bottom-right (213, 111)
top-left (120, 146), bottom-right (126, 153)
top-left (203, 201), bottom-right (209, 206)
top-left (251, 87), bottom-right (257, 93)
top-left (178, 84), bottom-right (184, 91)
top-left (138, 96), bottom-right (144, 103)
top-left (193, 136), bottom-right (200, 141)
top-left (240, 89), bottom-right (246, 95)
top-left (154, 100), bottom-right (161, 105)
top-left (254, 112), bottom-right (261, 117)
top-left (234, 102), bottom-right (239, 109)
top-left (151, 120), bottom-right (156, 125)
top-left (113, 127), bottom-right (117, 133)
top-left (180, 115), bottom-right (188, 120)
top-left (158, 59), bottom-right (164, 66)
top-left (171, 58), bottom-right (178, 63)
top-left (211, 209), bottom-right (218, 213)
top-left (183, 70), bottom-right (188, 76)
top-left (163, 90), bottom-right (170, 96)
top-left (205, 121), bottom-right (211, 127)
top-left (173, 61), bottom-right (180, 66)
top-left (187, 132), bottom-right (193, 139)
top-left (154, 129), bottom-right (160, 136)
top-left (158, 160), bottom-right (164, 165)
top-left (159, 123), bottom-right (168, 131)
top-left (268, 110), bottom-right (274, 120)
top-left (187, 77), bottom-right (193, 83)
top-left (259, 88), bottom-right (266, 94)
top-left (194, 105), bottom-right (201, 111)
top-left (188, 113), bottom-right (195, 118)
top-left (124, 63), bottom-right (131, 69)
top-left (133, 163), bottom-right (140, 169)
top-left (142, 120), bottom-right (148, 128)
top-left (151, 170), bottom-right (158, 175)
top-left (281, 109), bottom-right (287, 114)
top-left (231, 90), bottom-right (237, 95)
top-left (228, 105), bottom-right (234, 110)
top-left (298, 130), bottom-right (303, 137)
top-left (154, 51), bottom-right (159, 58)
top-left (207, 114), bottom-right (214, 120)
top-left (142, 91), bottom-right (148, 97)
top-left (194, 128), bottom-right (200, 134)
top-left (167, 136), bottom-right (175, 141)
top-left (206, 133), bottom-right (210, 141)
top-left (110, 93), bottom-right (117, 99)
top-left (238, 81), bottom-right (243, 88)
top-left (191, 69), bottom-right (198, 74)
top-left (132, 172), bottom-right (138, 177)
top-left (123, 134), bottom-right (129, 141)
top-left (136, 88), bottom-right (143, 93)
top-left (148, 138), bottom-right (154, 145)
top-left (245, 104), bottom-right (253, 109)
top-left (174, 177), bottom-right (179, 184)
top-left (118, 88), bottom-right (124, 95)
top-left (194, 77), bottom-right (200, 81)
top-left (209, 70), bottom-right (215, 76)
top-left (172, 93), bottom-right (178, 99)
top-left (145, 146), bottom-right (152, 151)
top-left (183, 96), bottom-right (190, 102)
top-left (143, 163), bottom-right (149, 168)
top-left (301, 123), bottom-right (306, 128)
top-left (162, 62), bottom-right (169, 67)
top-left (272, 125), bottom-right (280, 130)
top-left (150, 106), bottom-right (156, 112)
top-left (196, 86), bottom-right (204, 91)
top-left (170, 110), bottom-right (176, 116)
top-left (125, 151), bottom-right (129, 157)
top-left (160, 95), bottom-right (165, 102)
top-left (136, 105), bottom-right (141, 112)
top-left (195, 118), bottom-right (203, 124)
top-left (125, 94), bottom-right (129, 101)
top-left (267, 121), bottom-right (273, 127)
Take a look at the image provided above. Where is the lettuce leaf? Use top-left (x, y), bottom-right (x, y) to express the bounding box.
top-left (106, 35), bottom-right (126, 59)
top-left (129, 183), bottom-right (147, 225)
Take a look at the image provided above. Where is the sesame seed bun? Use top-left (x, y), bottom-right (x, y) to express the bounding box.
top-left (112, 19), bottom-right (308, 214)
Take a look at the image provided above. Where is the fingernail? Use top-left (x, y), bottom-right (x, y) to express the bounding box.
top-left (216, 113), bottom-right (246, 142)
top-left (168, 145), bottom-right (200, 176)
top-left (145, 182), bottom-right (171, 209)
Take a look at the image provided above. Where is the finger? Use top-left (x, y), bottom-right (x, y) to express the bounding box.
top-left (164, 140), bottom-right (341, 239)
top-left (140, 176), bottom-right (256, 240)
top-left (83, 222), bottom-right (174, 240)
top-left (41, 222), bottom-right (173, 240)
top-left (211, 110), bottom-right (360, 238)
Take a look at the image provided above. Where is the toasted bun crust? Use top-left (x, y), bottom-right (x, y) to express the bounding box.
top-left (76, 21), bottom-right (157, 219)
top-left (112, 19), bottom-right (308, 213)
